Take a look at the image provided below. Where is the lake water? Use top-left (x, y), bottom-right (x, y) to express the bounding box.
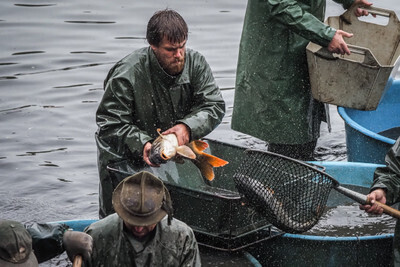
top-left (1, 0), bottom-right (399, 265)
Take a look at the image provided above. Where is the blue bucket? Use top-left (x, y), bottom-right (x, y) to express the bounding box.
top-left (338, 77), bottom-right (400, 164)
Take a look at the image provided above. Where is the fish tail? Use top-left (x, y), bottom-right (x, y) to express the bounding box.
top-left (194, 153), bottom-right (229, 181)
top-left (194, 159), bottom-right (215, 181)
top-left (200, 153), bottom-right (229, 168)
top-left (189, 140), bottom-right (228, 181)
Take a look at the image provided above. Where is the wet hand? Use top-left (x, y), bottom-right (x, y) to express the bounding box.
top-left (359, 189), bottom-right (386, 215)
top-left (328, 30), bottom-right (353, 55)
top-left (162, 124), bottom-right (190, 146)
top-left (353, 0), bottom-right (375, 17)
top-left (143, 142), bottom-right (159, 167)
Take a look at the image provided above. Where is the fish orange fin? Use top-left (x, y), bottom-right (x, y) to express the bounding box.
top-left (192, 160), bottom-right (215, 181)
top-left (192, 154), bottom-right (229, 181)
top-left (190, 140), bottom-right (209, 152)
top-left (176, 145), bottom-right (196, 159)
top-left (199, 153), bottom-right (229, 167)
top-left (201, 163), bottom-right (215, 181)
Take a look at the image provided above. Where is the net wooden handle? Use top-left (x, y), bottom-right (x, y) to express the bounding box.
top-left (73, 255), bottom-right (82, 267)
top-left (367, 197), bottom-right (400, 219)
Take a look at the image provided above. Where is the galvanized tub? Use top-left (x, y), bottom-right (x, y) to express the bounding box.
top-left (306, 6), bottom-right (400, 110)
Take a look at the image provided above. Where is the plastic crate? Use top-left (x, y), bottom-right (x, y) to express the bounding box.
top-left (306, 6), bottom-right (400, 110)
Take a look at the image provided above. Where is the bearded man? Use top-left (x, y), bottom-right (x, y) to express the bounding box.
top-left (95, 9), bottom-right (225, 218)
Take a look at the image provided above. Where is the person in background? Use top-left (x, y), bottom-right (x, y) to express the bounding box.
top-left (95, 9), bottom-right (225, 218)
top-left (0, 220), bottom-right (92, 266)
top-left (85, 171), bottom-right (201, 267)
top-left (360, 136), bottom-right (400, 266)
top-left (231, 0), bottom-right (374, 160)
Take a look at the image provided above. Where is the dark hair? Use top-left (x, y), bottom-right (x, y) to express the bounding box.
top-left (146, 9), bottom-right (188, 46)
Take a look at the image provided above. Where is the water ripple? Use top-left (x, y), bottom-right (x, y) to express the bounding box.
top-left (17, 147), bottom-right (67, 156)
top-left (70, 51), bottom-right (106, 54)
top-left (64, 20), bottom-right (115, 24)
top-left (39, 161), bottom-right (59, 167)
top-left (14, 62), bottom-right (113, 76)
top-left (115, 36), bottom-right (146, 40)
top-left (53, 83), bottom-right (92, 89)
top-left (14, 4), bottom-right (56, 7)
top-left (0, 105), bottom-right (37, 113)
top-left (12, 51), bottom-right (45, 56)
top-left (0, 76), bottom-right (17, 80)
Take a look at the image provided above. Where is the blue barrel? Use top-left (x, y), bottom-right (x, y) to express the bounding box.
top-left (338, 77), bottom-right (400, 164)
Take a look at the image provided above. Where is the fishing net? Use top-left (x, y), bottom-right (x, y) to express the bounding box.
top-left (233, 149), bottom-right (338, 234)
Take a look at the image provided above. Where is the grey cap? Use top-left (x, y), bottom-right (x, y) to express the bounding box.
top-left (0, 220), bottom-right (38, 267)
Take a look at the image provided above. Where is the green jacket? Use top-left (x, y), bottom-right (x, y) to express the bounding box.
top-left (231, 0), bottom-right (354, 144)
top-left (95, 47), bottom-right (225, 217)
top-left (84, 214), bottom-right (201, 267)
top-left (370, 137), bottom-right (400, 266)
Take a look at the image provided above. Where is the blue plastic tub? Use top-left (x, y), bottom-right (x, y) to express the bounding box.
top-left (338, 77), bottom-right (400, 164)
top-left (250, 161), bottom-right (393, 267)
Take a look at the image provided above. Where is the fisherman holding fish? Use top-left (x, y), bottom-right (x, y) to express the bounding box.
top-left (95, 9), bottom-right (225, 218)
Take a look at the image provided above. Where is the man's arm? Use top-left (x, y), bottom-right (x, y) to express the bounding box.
top-left (263, 0), bottom-right (337, 47)
top-left (264, 0), bottom-right (373, 54)
top-left (176, 52), bottom-right (225, 141)
top-left (96, 75), bottom-right (153, 163)
top-left (26, 223), bottom-right (92, 264)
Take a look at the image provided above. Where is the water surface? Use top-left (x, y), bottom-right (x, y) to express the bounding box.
top-left (1, 0), bottom-right (399, 265)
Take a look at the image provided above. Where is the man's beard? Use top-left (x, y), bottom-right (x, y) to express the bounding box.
top-left (166, 59), bottom-right (184, 75)
top-left (154, 51), bottom-right (185, 76)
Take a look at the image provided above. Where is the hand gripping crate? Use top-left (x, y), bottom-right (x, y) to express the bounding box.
top-left (306, 6), bottom-right (400, 110)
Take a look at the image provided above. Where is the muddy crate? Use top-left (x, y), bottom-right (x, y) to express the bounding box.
top-left (306, 6), bottom-right (400, 110)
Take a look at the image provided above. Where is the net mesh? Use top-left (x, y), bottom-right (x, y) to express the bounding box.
top-left (233, 149), bottom-right (336, 234)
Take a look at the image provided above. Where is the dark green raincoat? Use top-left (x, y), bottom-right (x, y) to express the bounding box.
top-left (95, 47), bottom-right (225, 217)
top-left (26, 222), bottom-right (69, 263)
top-left (370, 137), bottom-right (400, 266)
top-left (232, 0), bottom-right (354, 144)
top-left (85, 214), bottom-right (201, 267)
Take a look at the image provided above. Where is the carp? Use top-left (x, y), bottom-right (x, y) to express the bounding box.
top-left (149, 129), bottom-right (228, 181)
top-left (234, 175), bottom-right (321, 233)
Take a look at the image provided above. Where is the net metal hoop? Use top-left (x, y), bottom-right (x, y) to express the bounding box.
top-left (233, 149), bottom-right (338, 234)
